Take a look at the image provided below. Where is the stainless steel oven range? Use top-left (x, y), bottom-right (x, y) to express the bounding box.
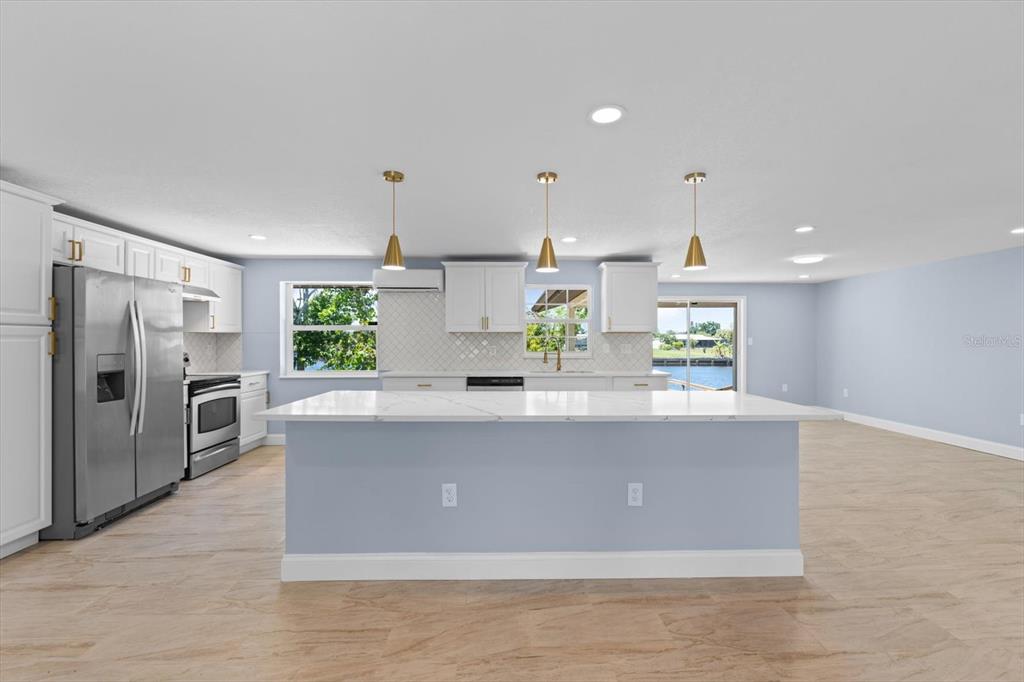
top-left (186, 375), bottom-right (241, 478)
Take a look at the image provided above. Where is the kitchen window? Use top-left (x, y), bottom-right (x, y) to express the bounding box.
top-left (524, 286), bottom-right (591, 356)
top-left (281, 282), bottom-right (378, 377)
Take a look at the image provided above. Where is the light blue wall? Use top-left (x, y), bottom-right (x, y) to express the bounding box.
top-left (286, 421), bottom-right (799, 553)
top-left (242, 258), bottom-right (383, 433)
top-left (816, 247), bottom-right (1023, 448)
top-left (657, 282), bottom-right (820, 406)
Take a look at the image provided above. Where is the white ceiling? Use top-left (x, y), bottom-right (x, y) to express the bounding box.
top-left (1, 1), bottom-right (1021, 282)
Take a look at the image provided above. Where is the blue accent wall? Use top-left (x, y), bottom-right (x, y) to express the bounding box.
top-left (815, 247), bottom-right (1023, 448)
top-left (657, 282), bottom-right (820, 406)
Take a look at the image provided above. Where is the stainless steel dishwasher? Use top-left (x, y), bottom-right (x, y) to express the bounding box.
top-left (466, 376), bottom-right (524, 391)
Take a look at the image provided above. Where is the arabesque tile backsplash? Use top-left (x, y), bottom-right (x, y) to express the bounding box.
top-left (377, 292), bottom-right (651, 372)
top-left (184, 332), bottom-right (242, 372)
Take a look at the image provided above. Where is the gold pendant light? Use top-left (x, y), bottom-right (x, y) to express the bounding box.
top-left (381, 170), bottom-right (406, 271)
top-left (535, 171), bottom-right (559, 273)
top-left (683, 171), bottom-right (708, 270)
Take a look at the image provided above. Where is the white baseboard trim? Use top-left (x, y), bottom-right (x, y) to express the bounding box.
top-left (0, 532), bottom-right (39, 560)
top-left (263, 434), bottom-right (286, 446)
top-left (280, 549), bottom-right (804, 581)
top-left (839, 411), bottom-right (1023, 461)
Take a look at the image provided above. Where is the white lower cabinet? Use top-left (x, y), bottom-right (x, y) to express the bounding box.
top-left (524, 376), bottom-right (612, 391)
top-left (0, 326), bottom-right (52, 556)
top-left (612, 375), bottom-right (668, 390)
top-left (239, 373), bottom-right (269, 453)
top-left (382, 377), bottom-right (467, 391)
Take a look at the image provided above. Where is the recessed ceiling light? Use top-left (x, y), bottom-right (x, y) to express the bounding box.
top-left (794, 225), bottom-right (815, 233)
top-left (589, 105), bottom-right (625, 124)
top-left (249, 234), bottom-right (267, 240)
top-left (671, 274), bottom-right (681, 279)
top-left (798, 274), bottom-right (810, 279)
top-left (1012, 227), bottom-right (1024, 235)
top-left (792, 254), bottom-right (825, 264)
top-left (561, 236), bottom-right (578, 243)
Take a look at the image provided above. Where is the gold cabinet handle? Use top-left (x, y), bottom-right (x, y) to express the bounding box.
top-left (67, 239), bottom-right (75, 260)
top-left (607, 315), bottom-right (612, 330)
top-left (68, 240), bottom-right (83, 261)
top-left (48, 331), bottom-right (57, 356)
top-left (485, 316), bottom-right (489, 331)
top-left (48, 296), bottom-right (57, 321)
top-left (634, 383), bottom-right (649, 387)
top-left (481, 316), bottom-right (485, 330)
top-left (416, 383), bottom-right (432, 388)
top-left (209, 314), bottom-right (215, 330)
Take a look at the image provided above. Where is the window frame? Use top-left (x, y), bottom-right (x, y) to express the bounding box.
top-left (522, 283), bottom-right (594, 358)
top-left (280, 281), bottom-right (379, 379)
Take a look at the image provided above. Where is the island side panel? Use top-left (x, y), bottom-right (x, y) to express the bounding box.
top-left (284, 421), bottom-right (799, 554)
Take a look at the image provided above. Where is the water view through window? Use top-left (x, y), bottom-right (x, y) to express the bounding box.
top-left (654, 300), bottom-right (737, 391)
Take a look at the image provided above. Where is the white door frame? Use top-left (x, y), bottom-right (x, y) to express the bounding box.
top-left (656, 295), bottom-right (747, 394)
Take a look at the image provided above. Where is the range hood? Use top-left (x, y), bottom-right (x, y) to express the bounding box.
top-left (181, 284), bottom-right (221, 302)
top-left (372, 268), bottom-right (444, 292)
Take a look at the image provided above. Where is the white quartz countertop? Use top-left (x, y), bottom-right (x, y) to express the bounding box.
top-left (381, 370), bottom-right (669, 378)
top-left (184, 370), bottom-right (268, 383)
top-left (257, 390), bottom-right (842, 423)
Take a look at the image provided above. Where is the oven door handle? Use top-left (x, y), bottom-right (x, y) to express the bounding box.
top-left (191, 383), bottom-right (242, 396)
top-left (193, 444), bottom-right (233, 463)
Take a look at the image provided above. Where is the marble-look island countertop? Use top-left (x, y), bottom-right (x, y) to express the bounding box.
top-left (257, 390), bottom-right (842, 423)
top-left (380, 369), bottom-right (669, 378)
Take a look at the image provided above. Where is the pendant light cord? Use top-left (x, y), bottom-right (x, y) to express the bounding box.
top-left (692, 180), bottom-right (698, 238)
top-left (545, 181), bottom-right (550, 238)
top-left (392, 180), bottom-right (397, 236)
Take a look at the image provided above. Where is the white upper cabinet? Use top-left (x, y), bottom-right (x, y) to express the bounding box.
top-left (484, 265), bottom-right (525, 332)
top-left (53, 214), bottom-right (125, 275)
top-left (154, 248), bottom-right (186, 283)
top-left (0, 183), bottom-right (61, 326)
top-left (51, 214), bottom-right (73, 264)
top-left (125, 240), bottom-right (156, 278)
top-left (443, 262), bottom-right (526, 332)
top-left (599, 262), bottom-right (659, 332)
top-left (182, 255), bottom-right (210, 288)
top-left (443, 264), bottom-right (487, 331)
top-left (209, 262), bottom-right (242, 332)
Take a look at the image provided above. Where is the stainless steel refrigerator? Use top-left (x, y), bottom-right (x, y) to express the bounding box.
top-left (43, 265), bottom-right (184, 539)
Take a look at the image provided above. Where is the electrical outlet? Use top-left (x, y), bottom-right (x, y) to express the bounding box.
top-left (842, 388), bottom-right (849, 398)
top-left (781, 383), bottom-right (788, 392)
top-left (441, 483), bottom-right (457, 508)
top-left (627, 482), bottom-right (643, 507)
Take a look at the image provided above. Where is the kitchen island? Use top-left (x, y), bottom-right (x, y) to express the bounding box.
top-left (258, 390), bottom-right (840, 581)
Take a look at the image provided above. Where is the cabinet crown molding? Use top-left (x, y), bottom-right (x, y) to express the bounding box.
top-left (0, 181), bottom-right (63, 206)
top-left (442, 261), bottom-right (528, 268)
top-left (598, 261), bottom-right (661, 270)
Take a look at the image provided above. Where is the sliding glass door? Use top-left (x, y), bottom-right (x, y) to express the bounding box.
top-left (654, 299), bottom-right (738, 391)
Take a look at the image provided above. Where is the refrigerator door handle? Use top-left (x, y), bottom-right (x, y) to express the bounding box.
top-left (128, 301), bottom-right (142, 436)
top-left (135, 300), bottom-right (149, 434)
